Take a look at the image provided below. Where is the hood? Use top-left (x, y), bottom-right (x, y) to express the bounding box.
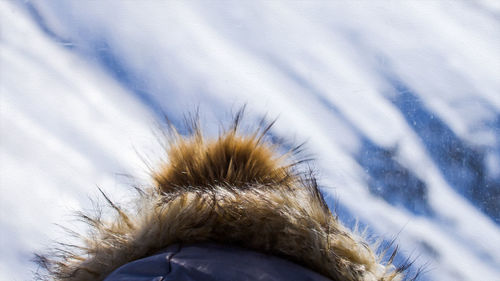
top-left (36, 112), bottom-right (413, 281)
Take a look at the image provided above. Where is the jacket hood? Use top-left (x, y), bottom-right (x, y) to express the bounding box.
top-left (36, 111), bottom-right (414, 281)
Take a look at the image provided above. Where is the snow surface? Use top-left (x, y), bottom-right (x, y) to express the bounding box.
top-left (1, 1), bottom-right (500, 280)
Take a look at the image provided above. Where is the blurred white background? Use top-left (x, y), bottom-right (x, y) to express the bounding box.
top-left (1, 1), bottom-right (500, 280)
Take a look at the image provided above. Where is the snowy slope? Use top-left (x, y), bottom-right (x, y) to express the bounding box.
top-left (2, 1), bottom-right (500, 280)
top-left (1, 2), bottom-right (161, 280)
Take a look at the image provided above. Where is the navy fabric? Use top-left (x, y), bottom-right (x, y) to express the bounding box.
top-left (104, 243), bottom-right (332, 281)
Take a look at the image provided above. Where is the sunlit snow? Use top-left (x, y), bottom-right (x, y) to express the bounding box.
top-left (1, 1), bottom-right (499, 280)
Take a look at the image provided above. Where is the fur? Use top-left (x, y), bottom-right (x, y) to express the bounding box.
top-left (36, 111), bottom-right (414, 281)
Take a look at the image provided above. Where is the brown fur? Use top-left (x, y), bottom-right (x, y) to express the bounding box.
top-left (36, 112), bottom-right (412, 281)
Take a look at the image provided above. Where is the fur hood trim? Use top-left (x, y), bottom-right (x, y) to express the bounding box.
top-left (36, 112), bottom-right (413, 281)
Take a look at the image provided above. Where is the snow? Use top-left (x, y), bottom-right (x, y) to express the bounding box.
top-left (2, 1), bottom-right (500, 280)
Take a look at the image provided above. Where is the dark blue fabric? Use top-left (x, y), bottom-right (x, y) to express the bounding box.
top-left (104, 243), bottom-right (332, 281)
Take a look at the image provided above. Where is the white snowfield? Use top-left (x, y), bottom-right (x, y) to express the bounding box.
top-left (1, 1), bottom-right (500, 280)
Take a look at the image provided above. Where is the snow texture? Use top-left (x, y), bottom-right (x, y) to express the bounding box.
top-left (1, 1), bottom-right (500, 280)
